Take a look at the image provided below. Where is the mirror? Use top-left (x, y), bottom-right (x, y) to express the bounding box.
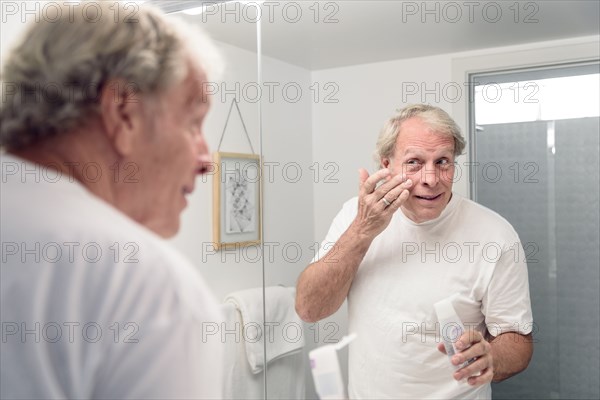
top-left (2, 0), bottom-right (597, 399)
top-left (165, 1), bottom-right (599, 399)
top-left (169, 2), bottom-right (270, 399)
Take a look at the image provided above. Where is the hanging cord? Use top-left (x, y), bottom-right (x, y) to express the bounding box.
top-left (217, 98), bottom-right (256, 154)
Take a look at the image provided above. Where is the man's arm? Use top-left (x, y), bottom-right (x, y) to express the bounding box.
top-left (295, 223), bottom-right (372, 322)
top-left (489, 332), bottom-right (533, 382)
top-left (447, 231), bottom-right (534, 385)
top-left (438, 330), bottom-right (533, 386)
top-left (295, 168), bottom-right (412, 322)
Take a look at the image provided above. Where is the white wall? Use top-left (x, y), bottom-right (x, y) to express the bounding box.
top-left (171, 41), bottom-right (319, 397)
top-left (170, 40), bottom-right (265, 299)
top-left (261, 55), bottom-right (315, 289)
top-left (175, 39), bottom-right (318, 398)
top-left (0, 3), bottom-right (35, 62)
top-left (170, 40), bottom-right (315, 302)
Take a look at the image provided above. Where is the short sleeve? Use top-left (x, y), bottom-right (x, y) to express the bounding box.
top-left (311, 197), bottom-right (358, 263)
top-left (482, 238), bottom-right (534, 337)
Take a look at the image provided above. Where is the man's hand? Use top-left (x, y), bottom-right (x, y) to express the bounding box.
top-left (437, 329), bottom-right (494, 386)
top-left (349, 168), bottom-right (412, 241)
top-left (296, 168), bottom-right (412, 323)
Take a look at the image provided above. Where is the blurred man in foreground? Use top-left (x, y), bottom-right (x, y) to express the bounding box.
top-left (1, 3), bottom-right (223, 398)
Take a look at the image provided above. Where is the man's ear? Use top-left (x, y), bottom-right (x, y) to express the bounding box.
top-left (381, 158), bottom-right (394, 181)
top-left (99, 79), bottom-right (144, 157)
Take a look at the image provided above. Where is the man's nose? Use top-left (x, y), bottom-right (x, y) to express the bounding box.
top-left (196, 133), bottom-right (210, 155)
top-left (195, 134), bottom-right (212, 173)
top-left (421, 163), bottom-right (439, 187)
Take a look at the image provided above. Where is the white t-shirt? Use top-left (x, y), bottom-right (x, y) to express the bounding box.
top-left (314, 194), bottom-right (533, 399)
top-left (1, 154), bottom-right (224, 399)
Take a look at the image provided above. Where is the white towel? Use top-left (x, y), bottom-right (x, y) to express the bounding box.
top-left (224, 286), bottom-right (305, 374)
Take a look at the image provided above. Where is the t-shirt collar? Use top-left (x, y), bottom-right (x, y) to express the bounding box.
top-left (397, 192), bottom-right (461, 226)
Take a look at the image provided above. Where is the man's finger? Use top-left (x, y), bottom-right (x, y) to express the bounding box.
top-left (437, 342), bottom-right (447, 355)
top-left (361, 168), bottom-right (391, 195)
top-left (467, 367), bottom-right (493, 386)
top-left (375, 173), bottom-right (408, 198)
top-left (453, 341), bottom-right (486, 364)
top-left (456, 329), bottom-right (484, 351)
top-left (383, 179), bottom-right (412, 201)
top-left (382, 184), bottom-right (412, 213)
top-left (358, 168), bottom-right (369, 190)
top-left (468, 367), bottom-right (493, 386)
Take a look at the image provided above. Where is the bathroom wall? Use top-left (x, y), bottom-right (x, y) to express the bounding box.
top-left (170, 38), bottom-right (315, 301)
top-left (0, 5), bottom-right (31, 59)
top-left (170, 40), bottom-right (265, 300)
top-left (169, 38), bottom-right (318, 397)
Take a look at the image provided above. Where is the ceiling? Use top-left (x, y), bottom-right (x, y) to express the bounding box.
top-left (171, 0), bottom-right (600, 70)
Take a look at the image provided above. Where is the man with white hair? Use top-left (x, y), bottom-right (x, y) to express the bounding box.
top-left (1, 3), bottom-right (223, 399)
top-left (296, 104), bottom-right (533, 399)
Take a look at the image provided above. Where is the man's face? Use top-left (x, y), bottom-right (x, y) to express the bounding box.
top-left (128, 65), bottom-right (212, 237)
top-left (382, 117), bottom-right (456, 223)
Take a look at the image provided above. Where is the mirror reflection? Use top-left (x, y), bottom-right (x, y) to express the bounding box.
top-left (183, 1), bottom-right (599, 399)
top-left (1, 1), bottom-right (598, 399)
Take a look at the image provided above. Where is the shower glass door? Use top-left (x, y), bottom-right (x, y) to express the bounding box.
top-left (470, 62), bottom-right (600, 399)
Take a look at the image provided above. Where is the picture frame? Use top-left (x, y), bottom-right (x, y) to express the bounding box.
top-left (213, 152), bottom-right (262, 250)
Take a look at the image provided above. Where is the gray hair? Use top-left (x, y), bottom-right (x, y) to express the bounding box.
top-left (0, 2), bottom-right (222, 150)
top-left (374, 104), bottom-right (465, 166)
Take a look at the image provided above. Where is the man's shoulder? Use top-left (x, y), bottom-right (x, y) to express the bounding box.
top-left (328, 196), bottom-right (359, 225)
top-left (456, 196), bottom-right (519, 239)
top-left (1, 160), bottom-right (218, 320)
top-left (342, 196), bottom-right (359, 211)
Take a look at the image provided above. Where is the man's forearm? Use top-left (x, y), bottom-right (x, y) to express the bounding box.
top-left (489, 332), bottom-right (533, 382)
top-left (295, 223), bottom-right (372, 322)
top-left (296, 169), bottom-right (411, 322)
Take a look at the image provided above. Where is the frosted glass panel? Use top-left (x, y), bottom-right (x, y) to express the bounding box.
top-left (474, 117), bottom-right (600, 399)
top-left (475, 121), bottom-right (558, 398)
top-left (554, 118), bottom-right (600, 399)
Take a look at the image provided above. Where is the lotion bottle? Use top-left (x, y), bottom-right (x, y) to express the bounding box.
top-left (309, 333), bottom-right (356, 400)
top-left (434, 294), bottom-right (475, 370)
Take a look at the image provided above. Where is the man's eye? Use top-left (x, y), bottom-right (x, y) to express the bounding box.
top-left (404, 160), bottom-right (421, 172)
top-left (437, 159), bottom-right (453, 169)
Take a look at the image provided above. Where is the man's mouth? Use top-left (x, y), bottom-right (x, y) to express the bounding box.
top-left (414, 193), bottom-right (443, 201)
top-left (183, 163), bottom-right (211, 197)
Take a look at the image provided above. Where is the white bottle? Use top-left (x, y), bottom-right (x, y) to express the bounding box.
top-left (434, 294), bottom-right (475, 370)
top-left (309, 333), bottom-right (357, 400)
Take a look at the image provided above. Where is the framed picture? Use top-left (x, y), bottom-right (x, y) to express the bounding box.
top-left (213, 152), bottom-right (262, 250)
